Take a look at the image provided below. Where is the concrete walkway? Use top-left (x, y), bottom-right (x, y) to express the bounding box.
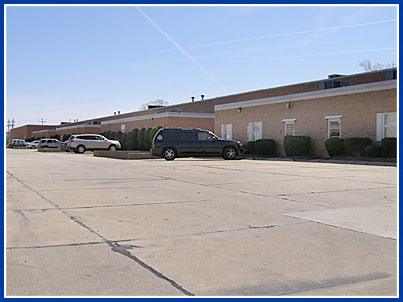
top-left (6, 149), bottom-right (397, 296)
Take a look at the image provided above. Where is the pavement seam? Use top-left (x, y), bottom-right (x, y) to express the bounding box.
top-left (6, 199), bottom-right (210, 213)
top-left (6, 170), bottom-right (194, 296)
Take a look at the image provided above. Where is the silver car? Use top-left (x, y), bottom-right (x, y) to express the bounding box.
top-left (26, 140), bottom-right (40, 149)
top-left (67, 134), bottom-right (121, 154)
top-left (38, 139), bottom-right (60, 148)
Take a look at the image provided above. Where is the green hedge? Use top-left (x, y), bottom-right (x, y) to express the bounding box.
top-left (62, 134), bottom-right (72, 141)
top-left (50, 134), bottom-right (60, 140)
top-left (120, 133), bottom-right (129, 150)
top-left (138, 128), bottom-right (146, 150)
top-left (284, 136), bottom-right (311, 156)
top-left (325, 138), bottom-right (344, 157)
top-left (344, 138), bottom-right (372, 157)
top-left (381, 138), bottom-right (397, 158)
top-left (143, 128), bottom-right (152, 151)
top-left (255, 139), bottom-right (276, 156)
top-left (245, 141), bottom-right (255, 154)
top-left (115, 131), bottom-right (122, 142)
top-left (130, 129), bottom-right (139, 150)
top-left (364, 145), bottom-right (381, 157)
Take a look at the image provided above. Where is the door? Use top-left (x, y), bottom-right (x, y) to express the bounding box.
top-left (178, 131), bottom-right (198, 155)
top-left (197, 131), bottom-right (220, 154)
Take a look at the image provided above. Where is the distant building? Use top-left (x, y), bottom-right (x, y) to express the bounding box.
top-left (10, 68), bottom-right (396, 157)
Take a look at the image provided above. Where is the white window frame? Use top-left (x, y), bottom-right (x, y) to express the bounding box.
top-left (121, 124), bottom-right (126, 133)
top-left (377, 112), bottom-right (397, 141)
top-left (221, 123), bottom-right (232, 140)
top-left (247, 121), bottom-right (262, 141)
top-left (325, 115), bottom-right (342, 139)
top-left (282, 119), bottom-right (296, 136)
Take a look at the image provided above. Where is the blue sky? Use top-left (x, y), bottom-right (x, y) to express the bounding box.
top-left (6, 5), bottom-right (397, 127)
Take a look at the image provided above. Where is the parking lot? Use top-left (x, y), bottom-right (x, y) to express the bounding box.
top-left (6, 148), bottom-right (397, 296)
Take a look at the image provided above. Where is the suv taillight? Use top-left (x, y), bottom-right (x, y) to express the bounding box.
top-left (152, 140), bottom-right (156, 148)
top-left (70, 139), bottom-right (75, 143)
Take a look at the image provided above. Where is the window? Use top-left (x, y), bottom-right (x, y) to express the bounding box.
top-left (121, 124), bottom-right (126, 133)
top-left (221, 124), bottom-right (232, 140)
top-left (182, 131), bottom-right (197, 141)
top-left (197, 131), bottom-right (214, 141)
top-left (385, 70), bottom-right (397, 81)
top-left (377, 112), bottom-right (396, 141)
top-left (282, 119), bottom-right (296, 136)
top-left (247, 121), bottom-right (262, 141)
top-left (326, 115), bottom-right (342, 138)
top-left (319, 80), bottom-right (349, 90)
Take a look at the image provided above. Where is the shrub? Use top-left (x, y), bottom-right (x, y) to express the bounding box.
top-left (364, 144), bottom-right (381, 157)
top-left (62, 134), bottom-right (72, 141)
top-left (245, 141), bottom-right (256, 154)
top-left (143, 128), bottom-right (152, 151)
top-left (381, 138), bottom-right (397, 158)
top-left (50, 134), bottom-right (60, 140)
top-left (138, 128), bottom-right (145, 150)
top-left (150, 126), bottom-right (163, 149)
top-left (344, 138), bottom-right (372, 157)
top-left (325, 138), bottom-right (344, 157)
top-left (255, 139), bottom-right (276, 156)
top-left (25, 137), bottom-right (35, 142)
top-left (129, 129), bottom-right (139, 150)
top-left (120, 133), bottom-right (129, 150)
top-left (115, 131), bottom-right (122, 142)
top-left (284, 136), bottom-right (311, 156)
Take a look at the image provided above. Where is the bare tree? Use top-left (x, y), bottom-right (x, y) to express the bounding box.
top-left (139, 99), bottom-right (169, 110)
top-left (359, 59), bottom-right (396, 72)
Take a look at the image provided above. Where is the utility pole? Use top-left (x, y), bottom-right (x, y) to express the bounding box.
top-left (11, 118), bottom-right (15, 129)
top-left (39, 118), bottom-right (46, 126)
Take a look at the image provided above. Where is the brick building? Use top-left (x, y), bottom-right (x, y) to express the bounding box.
top-left (10, 68), bottom-right (397, 157)
top-left (215, 69), bottom-right (397, 157)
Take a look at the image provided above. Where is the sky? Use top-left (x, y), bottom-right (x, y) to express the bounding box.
top-left (5, 5), bottom-right (398, 127)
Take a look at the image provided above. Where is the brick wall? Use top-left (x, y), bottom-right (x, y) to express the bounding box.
top-left (215, 89), bottom-right (396, 157)
top-left (10, 125), bottom-right (57, 140)
top-left (101, 116), bottom-right (214, 133)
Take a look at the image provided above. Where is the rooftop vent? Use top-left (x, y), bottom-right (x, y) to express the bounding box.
top-left (148, 105), bottom-right (166, 110)
top-left (328, 74), bottom-right (345, 79)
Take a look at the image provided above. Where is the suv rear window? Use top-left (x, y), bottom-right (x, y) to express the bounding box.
top-left (159, 130), bottom-right (181, 141)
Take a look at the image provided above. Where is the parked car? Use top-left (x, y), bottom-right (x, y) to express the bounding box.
top-left (66, 134), bottom-right (121, 154)
top-left (8, 139), bottom-right (26, 148)
top-left (38, 139), bottom-right (60, 148)
top-left (151, 128), bottom-right (245, 161)
top-left (59, 141), bottom-right (70, 152)
top-left (26, 140), bottom-right (40, 149)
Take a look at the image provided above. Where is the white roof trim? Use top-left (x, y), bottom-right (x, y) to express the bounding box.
top-left (56, 124), bottom-right (101, 131)
top-left (282, 118), bottom-right (296, 122)
top-left (101, 112), bottom-right (215, 125)
top-left (215, 80), bottom-right (396, 111)
top-left (325, 115), bottom-right (343, 119)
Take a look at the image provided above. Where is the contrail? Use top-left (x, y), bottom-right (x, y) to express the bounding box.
top-left (163, 18), bottom-right (397, 51)
top-left (225, 47), bottom-right (397, 65)
top-left (136, 7), bottom-right (227, 93)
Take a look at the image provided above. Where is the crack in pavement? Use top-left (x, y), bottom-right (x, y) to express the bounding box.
top-left (7, 241), bottom-right (106, 250)
top-left (6, 199), bottom-right (210, 213)
top-left (6, 171), bottom-right (194, 296)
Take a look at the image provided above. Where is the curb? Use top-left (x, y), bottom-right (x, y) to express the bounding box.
top-left (242, 156), bottom-right (397, 167)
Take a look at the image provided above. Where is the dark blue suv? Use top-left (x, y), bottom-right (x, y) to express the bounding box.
top-left (151, 128), bottom-right (245, 161)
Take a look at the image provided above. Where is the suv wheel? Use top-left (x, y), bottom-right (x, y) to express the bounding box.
top-left (163, 147), bottom-right (176, 161)
top-left (109, 145), bottom-right (117, 151)
top-left (223, 147), bottom-right (237, 160)
top-left (76, 145), bottom-right (86, 154)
